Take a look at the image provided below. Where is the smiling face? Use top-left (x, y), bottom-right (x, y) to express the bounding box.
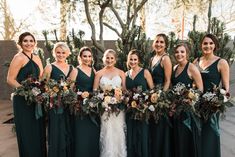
top-left (152, 36), bottom-right (166, 54)
top-left (20, 35), bottom-right (36, 53)
top-left (128, 54), bottom-right (139, 69)
top-left (54, 46), bottom-right (69, 62)
top-left (103, 52), bottom-right (116, 67)
top-left (80, 50), bottom-right (92, 66)
top-left (174, 45), bottom-right (188, 63)
top-left (201, 37), bottom-right (216, 55)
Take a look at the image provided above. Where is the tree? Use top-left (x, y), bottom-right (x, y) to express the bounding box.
top-left (0, 0), bottom-right (30, 40)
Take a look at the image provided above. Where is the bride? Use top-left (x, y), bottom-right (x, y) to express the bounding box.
top-left (93, 49), bottom-right (127, 157)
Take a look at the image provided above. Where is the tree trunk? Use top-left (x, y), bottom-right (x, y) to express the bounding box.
top-left (60, 0), bottom-right (68, 40)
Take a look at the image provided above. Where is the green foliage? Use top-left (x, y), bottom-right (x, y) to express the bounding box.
top-left (42, 29), bottom-right (86, 67)
top-left (115, 26), bottom-right (152, 71)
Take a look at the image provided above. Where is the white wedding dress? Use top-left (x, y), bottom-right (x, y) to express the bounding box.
top-left (99, 75), bottom-right (127, 157)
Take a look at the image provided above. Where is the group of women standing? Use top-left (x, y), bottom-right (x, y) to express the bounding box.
top-left (7, 32), bottom-right (230, 157)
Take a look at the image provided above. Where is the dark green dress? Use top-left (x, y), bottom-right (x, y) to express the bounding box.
top-left (172, 62), bottom-right (201, 157)
top-left (48, 64), bottom-right (73, 157)
top-left (13, 52), bottom-right (46, 157)
top-left (126, 69), bottom-right (150, 157)
top-left (150, 54), bottom-right (173, 157)
top-left (197, 58), bottom-right (221, 157)
top-left (73, 67), bottom-right (100, 157)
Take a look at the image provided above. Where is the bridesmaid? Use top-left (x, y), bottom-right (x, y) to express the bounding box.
top-left (43, 42), bottom-right (73, 157)
top-left (125, 49), bottom-right (154, 157)
top-left (172, 43), bottom-right (203, 157)
top-left (193, 34), bottom-right (230, 157)
top-left (149, 33), bottom-right (173, 157)
top-left (69, 46), bottom-right (100, 157)
top-left (7, 32), bottom-right (46, 157)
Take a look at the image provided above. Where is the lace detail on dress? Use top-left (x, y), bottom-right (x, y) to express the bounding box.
top-left (99, 75), bottom-right (127, 157)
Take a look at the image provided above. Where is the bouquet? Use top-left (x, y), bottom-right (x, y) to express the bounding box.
top-left (44, 78), bottom-right (74, 113)
top-left (14, 76), bottom-right (48, 118)
top-left (126, 86), bottom-right (153, 122)
top-left (198, 86), bottom-right (231, 121)
top-left (169, 83), bottom-right (201, 118)
top-left (149, 86), bottom-right (172, 123)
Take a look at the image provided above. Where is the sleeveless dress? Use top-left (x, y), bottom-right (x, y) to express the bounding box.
top-left (73, 68), bottom-right (100, 157)
top-left (48, 64), bottom-right (73, 157)
top-left (126, 69), bottom-right (150, 157)
top-left (150, 54), bottom-right (173, 157)
top-left (99, 75), bottom-right (127, 157)
top-left (172, 62), bottom-right (201, 157)
top-left (13, 52), bottom-right (46, 157)
top-left (196, 58), bottom-right (221, 157)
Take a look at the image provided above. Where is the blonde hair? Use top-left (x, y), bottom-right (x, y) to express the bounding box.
top-left (52, 42), bottom-right (71, 58)
top-left (102, 49), bottom-right (117, 64)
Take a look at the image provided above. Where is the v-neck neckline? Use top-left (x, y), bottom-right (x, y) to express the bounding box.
top-left (198, 58), bottom-right (220, 71)
top-left (128, 68), bottom-right (143, 80)
top-left (78, 67), bottom-right (93, 78)
top-left (52, 64), bottom-right (70, 77)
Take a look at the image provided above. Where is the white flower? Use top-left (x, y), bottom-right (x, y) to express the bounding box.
top-left (32, 87), bottom-right (41, 96)
top-left (133, 93), bottom-right (140, 100)
top-left (10, 93), bottom-right (15, 101)
top-left (148, 105), bottom-right (155, 111)
top-left (60, 81), bottom-right (67, 87)
top-left (97, 93), bottom-right (104, 99)
top-left (220, 89), bottom-right (226, 95)
top-left (223, 96), bottom-right (228, 103)
top-left (110, 97), bottom-right (117, 104)
top-left (89, 102), bottom-right (95, 108)
top-left (145, 95), bottom-right (149, 100)
top-left (77, 91), bottom-right (82, 95)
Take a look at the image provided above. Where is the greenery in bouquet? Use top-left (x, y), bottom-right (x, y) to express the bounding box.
top-left (44, 78), bottom-right (74, 112)
top-left (69, 90), bottom-right (100, 117)
top-left (14, 76), bottom-right (48, 106)
top-left (168, 83), bottom-right (201, 118)
top-left (198, 85), bottom-right (232, 121)
top-left (149, 86), bottom-right (172, 123)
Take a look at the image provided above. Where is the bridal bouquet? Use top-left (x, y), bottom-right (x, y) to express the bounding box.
top-left (198, 86), bottom-right (231, 121)
top-left (98, 85), bottom-right (125, 118)
top-left (168, 83), bottom-right (201, 118)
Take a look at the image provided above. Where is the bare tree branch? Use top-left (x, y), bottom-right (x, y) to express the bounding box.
top-left (109, 1), bottom-right (125, 29)
top-left (84, 0), bottom-right (105, 52)
top-left (103, 22), bottom-right (121, 37)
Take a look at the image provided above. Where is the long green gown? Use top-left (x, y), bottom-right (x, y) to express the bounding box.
top-left (172, 62), bottom-right (201, 157)
top-left (150, 54), bottom-right (173, 157)
top-left (73, 67), bottom-right (100, 157)
top-left (13, 52), bottom-right (47, 157)
top-left (197, 58), bottom-right (221, 157)
top-left (48, 64), bottom-right (73, 157)
top-left (126, 68), bottom-right (150, 157)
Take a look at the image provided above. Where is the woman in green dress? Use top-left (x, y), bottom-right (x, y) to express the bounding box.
top-left (43, 42), bottom-right (74, 157)
top-left (150, 33), bottom-right (173, 157)
top-left (193, 34), bottom-right (230, 157)
top-left (125, 49), bottom-right (154, 157)
top-left (7, 32), bottom-right (46, 157)
top-left (69, 46), bottom-right (100, 157)
top-left (172, 43), bottom-right (203, 157)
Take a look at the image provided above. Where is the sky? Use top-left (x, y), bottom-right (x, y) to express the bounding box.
top-left (4, 0), bottom-right (235, 40)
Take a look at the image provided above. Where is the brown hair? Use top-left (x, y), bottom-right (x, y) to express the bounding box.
top-left (126, 49), bottom-right (141, 69)
top-left (17, 32), bottom-right (36, 47)
top-left (200, 33), bottom-right (220, 52)
top-left (174, 42), bottom-right (191, 60)
top-left (153, 33), bottom-right (169, 50)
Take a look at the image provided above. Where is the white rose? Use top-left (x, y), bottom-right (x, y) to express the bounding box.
top-left (220, 89), bottom-right (226, 95)
top-left (148, 105), bottom-right (155, 112)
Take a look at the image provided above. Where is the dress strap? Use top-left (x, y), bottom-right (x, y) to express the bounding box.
top-left (66, 65), bottom-right (73, 78)
top-left (21, 51), bottom-right (32, 60)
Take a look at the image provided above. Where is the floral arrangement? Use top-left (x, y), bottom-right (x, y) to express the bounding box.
top-left (149, 86), bottom-right (172, 123)
top-left (198, 86), bottom-right (231, 121)
top-left (43, 78), bottom-right (74, 113)
top-left (14, 76), bottom-right (48, 118)
top-left (168, 83), bottom-right (201, 118)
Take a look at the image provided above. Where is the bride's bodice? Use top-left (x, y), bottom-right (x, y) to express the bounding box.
top-left (99, 75), bottom-right (122, 90)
